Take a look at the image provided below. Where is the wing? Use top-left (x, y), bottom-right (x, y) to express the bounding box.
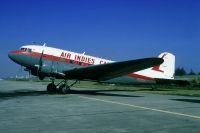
top-left (63, 57), bottom-right (163, 81)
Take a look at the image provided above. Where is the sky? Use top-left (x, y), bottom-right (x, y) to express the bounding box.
top-left (0, 0), bottom-right (199, 78)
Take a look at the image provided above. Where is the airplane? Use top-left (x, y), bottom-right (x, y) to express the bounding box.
top-left (8, 43), bottom-right (175, 94)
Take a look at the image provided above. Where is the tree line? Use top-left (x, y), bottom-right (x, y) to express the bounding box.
top-left (175, 67), bottom-right (200, 76)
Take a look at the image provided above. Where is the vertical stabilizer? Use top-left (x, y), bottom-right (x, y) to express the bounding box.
top-left (135, 52), bottom-right (175, 79)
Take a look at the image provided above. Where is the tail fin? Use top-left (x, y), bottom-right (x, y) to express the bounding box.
top-left (156, 52), bottom-right (175, 79)
top-left (135, 52), bottom-right (175, 79)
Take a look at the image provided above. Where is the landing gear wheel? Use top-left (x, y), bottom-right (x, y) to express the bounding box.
top-left (47, 83), bottom-right (57, 93)
top-left (58, 84), bottom-right (70, 94)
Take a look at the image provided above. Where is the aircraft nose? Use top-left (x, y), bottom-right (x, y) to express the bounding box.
top-left (8, 51), bottom-right (14, 60)
top-left (8, 51), bottom-right (15, 60)
top-left (8, 50), bottom-right (20, 63)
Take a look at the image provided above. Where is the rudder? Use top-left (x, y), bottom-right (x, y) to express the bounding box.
top-left (152, 52), bottom-right (175, 79)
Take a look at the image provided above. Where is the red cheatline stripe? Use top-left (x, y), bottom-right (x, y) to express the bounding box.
top-left (10, 50), bottom-right (92, 66)
top-left (10, 50), bottom-right (23, 54)
top-left (128, 73), bottom-right (154, 81)
top-left (151, 53), bottom-right (166, 73)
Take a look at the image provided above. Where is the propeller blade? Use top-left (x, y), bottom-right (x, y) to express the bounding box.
top-left (37, 49), bottom-right (46, 80)
top-left (38, 50), bottom-right (44, 72)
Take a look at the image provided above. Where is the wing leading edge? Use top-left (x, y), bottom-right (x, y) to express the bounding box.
top-left (63, 57), bottom-right (164, 81)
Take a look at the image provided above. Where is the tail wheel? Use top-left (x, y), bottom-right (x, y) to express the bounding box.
top-left (58, 84), bottom-right (70, 94)
top-left (47, 83), bottom-right (57, 93)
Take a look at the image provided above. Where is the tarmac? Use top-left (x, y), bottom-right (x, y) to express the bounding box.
top-left (0, 80), bottom-right (200, 133)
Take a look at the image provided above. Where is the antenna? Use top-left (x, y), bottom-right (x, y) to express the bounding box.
top-left (43, 43), bottom-right (46, 47)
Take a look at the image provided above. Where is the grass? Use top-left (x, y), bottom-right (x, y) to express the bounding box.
top-left (4, 75), bottom-right (200, 97)
top-left (71, 80), bottom-right (200, 97)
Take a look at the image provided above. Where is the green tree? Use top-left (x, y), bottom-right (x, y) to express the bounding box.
top-left (175, 67), bottom-right (186, 76)
top-left (188, 69), bottom-right (196, 75)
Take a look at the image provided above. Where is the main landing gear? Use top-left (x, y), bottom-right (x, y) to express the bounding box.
top-left (46, 78), bottom-right (78, 94)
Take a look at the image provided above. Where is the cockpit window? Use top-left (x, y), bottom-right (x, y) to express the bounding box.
top-left (20, 48), bottom-right (32, 52)
top-left (27, 48), bottom-right (32, 52)
top-left (21, 48), bottom-right (27, 51)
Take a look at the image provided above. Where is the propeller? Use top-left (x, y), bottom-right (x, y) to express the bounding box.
top-left (37, 50), bottom-right (45, 80)
top-left (38, 50), bottom-right (44, 72)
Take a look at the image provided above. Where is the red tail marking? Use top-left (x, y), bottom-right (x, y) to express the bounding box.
top-left (128, 73), bottom-right (154, 81)
top-left (151, 53), bottom-right (167, 73)
top-left (152, 65), bottom-right (164, 72)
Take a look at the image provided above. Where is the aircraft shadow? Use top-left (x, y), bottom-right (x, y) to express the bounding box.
top-left (170, 98), bottom-right (200, 104)
top-left (0, 89), bottom-right (143, 100)
top-left (0, 90), bottom-right (48, 100)
top-left (70, 89), bottom-right (143, 98)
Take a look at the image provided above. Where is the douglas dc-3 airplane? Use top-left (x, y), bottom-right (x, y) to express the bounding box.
top-left (8, 44), bottom-right (175, 94)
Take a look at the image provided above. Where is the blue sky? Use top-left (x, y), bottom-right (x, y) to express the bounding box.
top-left (0, 0), bottom-right (199, 77)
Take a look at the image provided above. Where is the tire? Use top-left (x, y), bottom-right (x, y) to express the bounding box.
top-left (47, 83), bottom-right (57, 93)
top-left (59, 84), bottom-right (70, 94)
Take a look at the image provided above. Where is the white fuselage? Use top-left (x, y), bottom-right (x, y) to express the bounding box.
top-left (8, 44), bottom-right (175, 84)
